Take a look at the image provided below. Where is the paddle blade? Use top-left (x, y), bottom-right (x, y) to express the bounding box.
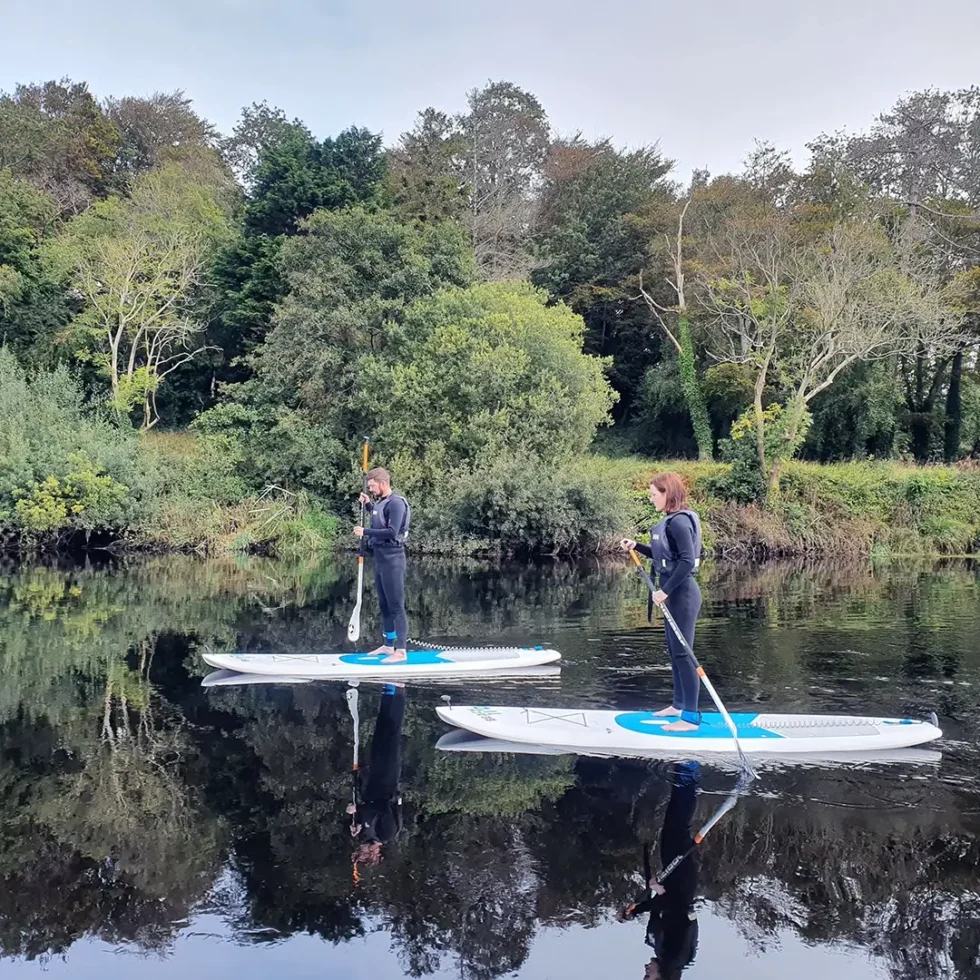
top-left (347, 603), bottom-right (362, 642)
top-left (347, 558), bottom-right (365, 641)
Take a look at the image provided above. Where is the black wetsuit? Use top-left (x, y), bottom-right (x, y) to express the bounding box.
top-left (362, 493), bottom-right (409, 649)
top-left (629, 764), bottom-right (701, 979)
top-left (355, 686), bottom-right (406, 844)
top-left (635, 512), bottom-right (702, 721)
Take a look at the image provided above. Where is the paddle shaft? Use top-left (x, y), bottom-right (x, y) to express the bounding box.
top-left (627, 549), bottom-right (754, 777)
top-left (347, 439), bottom-right (370, 642)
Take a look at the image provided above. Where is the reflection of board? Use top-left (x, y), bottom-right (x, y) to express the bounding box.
top-left (436, 706), bottom-right (943, 755)
top-left (202, 669), bottom-right (313, 687)
top-left (201, 646), bottom-right (560, 678)
top-left (201, 666), bottom-right (561, 688)
top-left (434, 728), bottom-right (944, 766)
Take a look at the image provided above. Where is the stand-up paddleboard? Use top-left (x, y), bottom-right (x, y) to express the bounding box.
top-left (436, 705), bottom-right (942, 755)
top-left (201, 665), bottom-right (561, 688)
top-left (434, 728), bottom-right (943, 766)
top-left (201, 646), bottom-right (561, 679)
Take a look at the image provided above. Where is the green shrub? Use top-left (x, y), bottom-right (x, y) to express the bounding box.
top-left (427, 453), bottom-right (634, 556)
top-left (12, 455), bottom-right (130, 534)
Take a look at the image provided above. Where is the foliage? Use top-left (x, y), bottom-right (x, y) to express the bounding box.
top-left (244, 125), bottom-right (386, 237)
top-left (532, 141), bottom-right (674, 414)
top-left (631, 356), bottom-right (698, 458)
top-left (0, 78), bottom-right (120, 215)
top-left (0, 169), bottom-right (66, 361)
top-left (2, 72), bottom-right (980, 552)
top-left (12, 460), bottom-right (130, 535)
top-left (711, 403), bottom-right (813, 504)
top-left (423, 452), bottom-right (633, 556)
top-left (202, 206), bottom-right (475, 499)
top-left (0, 347), bottom-right (153, 539)
top-left (47, 160), bottom-right (235, 427)
top-left (357, 282), bottom-right (617, 494)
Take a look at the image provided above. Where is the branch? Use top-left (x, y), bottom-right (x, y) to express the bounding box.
top-left (636, 270), bottom-right (681, 353)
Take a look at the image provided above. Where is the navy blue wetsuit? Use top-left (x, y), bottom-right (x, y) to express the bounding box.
top-left (362, 493), bottom-right (409, 649)
top-left (635, 512), bottom-right (702, 721)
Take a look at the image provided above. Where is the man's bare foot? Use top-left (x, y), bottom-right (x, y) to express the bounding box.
top-left (652, 705), bottom-right (682, 717)
top-left (662, 719), bottom-right (699, 733)
top-left (368, 645), bottom-right (395, 656)
top-left (383, 649), bottom-right (408, 663)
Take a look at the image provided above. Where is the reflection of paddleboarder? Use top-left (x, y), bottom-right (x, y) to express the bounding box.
top-left (619, 762), bottom-right (701, 980)
top-left (347, 683), bottom-right (406, 872)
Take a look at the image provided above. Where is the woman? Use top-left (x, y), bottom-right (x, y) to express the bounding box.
top-left (621, 472), bottom-right (703, 733)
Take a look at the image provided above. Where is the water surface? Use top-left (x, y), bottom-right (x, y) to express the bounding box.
top-left (1, 556), bottom-right (977, 979)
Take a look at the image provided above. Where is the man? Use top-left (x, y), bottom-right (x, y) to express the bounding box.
top-left (353, 467), bottom-right (411, 663)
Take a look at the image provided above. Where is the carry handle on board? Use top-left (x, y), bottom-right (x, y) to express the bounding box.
top-left (628, 549), bottom-right (755, 779)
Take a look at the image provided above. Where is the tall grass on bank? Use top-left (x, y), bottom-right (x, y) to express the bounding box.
top-left (614, 457), bottom-right (980, 557)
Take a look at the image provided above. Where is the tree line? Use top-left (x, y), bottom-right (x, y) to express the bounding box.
top-left (1, 77), bottom-right (979, 545)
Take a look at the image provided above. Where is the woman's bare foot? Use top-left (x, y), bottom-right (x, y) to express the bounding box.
top-left (368, 645), bottom-right (395, 656)
top-left (662, 719), bottom-right (699, 733)
top-left (383, 649), bottom-right (408, 664)
top-left (652, 705), bottom-right (682, 717)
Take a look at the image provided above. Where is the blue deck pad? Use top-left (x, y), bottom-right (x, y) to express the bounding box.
top-left (339, 650), bottom-right (451, 666)
top-left (614, 711), bottom-right (784, 739)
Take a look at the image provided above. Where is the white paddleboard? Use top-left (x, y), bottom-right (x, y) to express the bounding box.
top-left (201, 665), bottom-right (561, 688)
top-left (201, 646), bottom-right (561, 679)
top-left (434, 727), bottom-right (943, 766)
top-left (436, 705), bottom-right (942, 755)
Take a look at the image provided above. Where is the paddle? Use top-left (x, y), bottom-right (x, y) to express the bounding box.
top-left (347, 438), bottom-right (370, 643)
top-left (627, 549), bottom-right (755, 778)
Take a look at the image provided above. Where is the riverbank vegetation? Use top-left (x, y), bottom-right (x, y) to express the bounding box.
top-left (1, 79), bottom-right (979, 556)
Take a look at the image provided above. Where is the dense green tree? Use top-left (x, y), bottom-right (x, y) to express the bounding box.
top-left (0, 170), bottom-right (67, 360)
top-left (0, 79), bottom-right (119, 215)
top-left (533, 140), bottom-right (674, 419)
top-left (244, 125), bottom-right (386, 237)
top-left (200, 206), bottom-right (474, 499)
top-left (208, 122), bottom-right (388, 396)
top-left (389, 107), bottom-right (467, 226)
top-left (357, 281), bottom-right (616, 488)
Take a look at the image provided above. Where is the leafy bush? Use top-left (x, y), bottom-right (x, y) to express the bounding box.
top-left (0, 348), bottom-right (154, 538)
top-left (12, 455), bottom-right (130, 534)
top-left (425, 453), bottom-right (633, 556)
top-left (357, 281), bottom-right (618, 496)
top-left (711, 403), bottom-right (812, 504)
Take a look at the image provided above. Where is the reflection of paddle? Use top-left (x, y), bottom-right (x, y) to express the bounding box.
top-left (654, 769), bottom-right (751, 886)
top-left (628, 549), bottom-right (755, 778)
top-left (347, 438), bottom-right (370, 643)
top-left (623, 770), bottom-right (749, 918)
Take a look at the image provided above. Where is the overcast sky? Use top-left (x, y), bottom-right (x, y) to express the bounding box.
top-left (4, 0), bottom-right (978, 182)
